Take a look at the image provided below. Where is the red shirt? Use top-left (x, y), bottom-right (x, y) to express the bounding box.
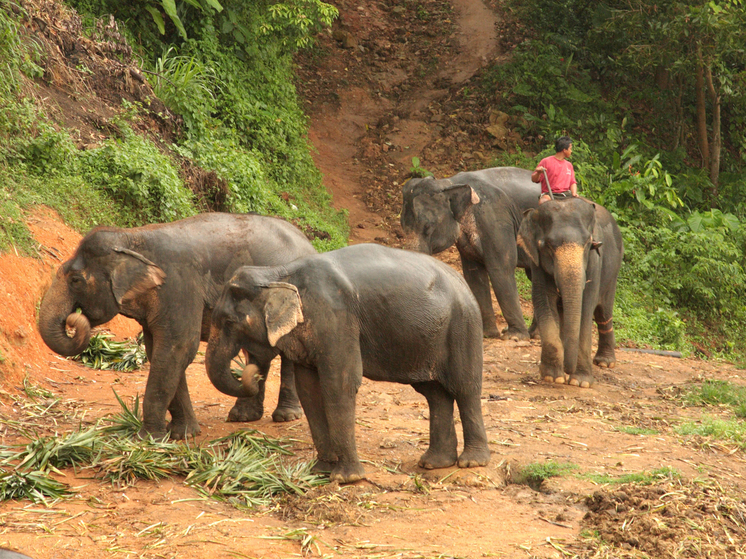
top-left (538, 156), bottom-right (576, 195)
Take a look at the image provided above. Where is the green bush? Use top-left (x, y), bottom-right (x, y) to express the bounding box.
top-left (80, 124), bottom-right (195, 225)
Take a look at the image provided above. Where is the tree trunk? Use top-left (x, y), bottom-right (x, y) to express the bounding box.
top-left (695, 45), bottom-right (710, 173)
top-left (704, 65), bottom-right (721, 200)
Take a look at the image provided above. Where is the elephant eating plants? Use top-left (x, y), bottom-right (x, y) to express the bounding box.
top-left (38, 213), bottom-right (317, 439)
top-left (517, 198), bottom-right (623, 387)
top-left (400, 167), bottom-right (540, 340)
top-left (205, 243), bottom-right (491, 483)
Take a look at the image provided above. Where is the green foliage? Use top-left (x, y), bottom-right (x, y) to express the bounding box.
top-left (685, 380), bottom-right (746, 418)
top-left (677, 417), bottom-right (746, 449)
top-left (151, 46), bottom-right (218, 135)
top-left (512, 460), bottom-right (578, 489)
top-left (0, 390), bottom-right (327, 505)
top-left (260, 1), bottom-right (338, 49)
top-left (79, 123), bottom-right (195, 225)
top-left (584, 467), bottom-right (680, 486)
top-left (409, 156), bottom-right (433, 178)
top-left (49, 0), bottom-right (347, 250)
top-left (71, 332), bottom-right (147, 372)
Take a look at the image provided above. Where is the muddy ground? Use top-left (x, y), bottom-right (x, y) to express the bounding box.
top-left (1, 0), bottom-right (746, 558)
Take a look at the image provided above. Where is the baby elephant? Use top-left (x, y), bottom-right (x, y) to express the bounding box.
top-left (205, 243), bottom-right (490, 483)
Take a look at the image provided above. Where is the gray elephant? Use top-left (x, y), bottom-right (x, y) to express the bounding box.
top-left (204, 243), bottom-right (490, 483)
top-left (401, 167), bottom-right (540, 340)
top-left (517, 198), bottom-right (623, 387)
top-left (38, 213), bottom-right (317, 439)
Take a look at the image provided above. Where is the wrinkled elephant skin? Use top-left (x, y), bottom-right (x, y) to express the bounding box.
top-left (401, 167), bottom-right (540, 340)
top-left (38, 213), bottom-right (316, 439)
top-left (517, 198), bottom-right (623, 388)
top-left (205, 244), bottom-right (490, 483)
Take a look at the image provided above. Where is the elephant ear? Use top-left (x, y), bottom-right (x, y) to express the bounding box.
top-left (264, 282), bottom-right (304, 347)
top-left (517, 209), bottom-right (540, 266)
top-left (444, 183), bottom-right (480, 220)
top-left (110, 247), bottom-right (167, 308)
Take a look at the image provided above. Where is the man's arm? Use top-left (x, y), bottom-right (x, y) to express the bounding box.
top-left (531, 166), bottom-right (545, 183)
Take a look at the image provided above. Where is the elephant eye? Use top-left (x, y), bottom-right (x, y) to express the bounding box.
top-left (70, 276), bottom-right (84, 286)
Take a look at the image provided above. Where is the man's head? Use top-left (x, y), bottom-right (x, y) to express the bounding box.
top-left (555, 136), bottom-right (573, 154)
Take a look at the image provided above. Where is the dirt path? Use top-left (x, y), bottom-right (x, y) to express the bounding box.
top-left (305, 0), bottom-right (499, 244)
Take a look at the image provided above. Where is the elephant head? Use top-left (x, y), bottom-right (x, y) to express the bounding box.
top-left (517, 199), bottom-right (601, 373)
top-left (38, 229), bottom-right (166, 356)
top-left (205, 268), bottom-right (303, 398)
top-left (400, 178), bottom-right (480, 254)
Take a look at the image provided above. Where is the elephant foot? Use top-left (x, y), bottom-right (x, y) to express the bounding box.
top-left (567, 372), bottom-right (595, 388)
top-left (458, 446), bottom-right (490, 468)
top-left (329, 461), bottom-right (366, 484)
top-left (311, 459), bottom-right (336, 475)
top-left (271, 404), bottom-right (303, 423)
top-left (540, 363), bottom-right (567, 385)
top-left (137, 426), bottom-right (169, 441)
top-left (483, 325), bottom-right (501, 339)
top-left (227, 399), bottom-right (264, 423)
top-left (594, 351), bottom-right (617, 369)
top-left (500, 326), bottom-right (530, 341)
top-left (166, 419), bottom-right (201, 440)
top-left (418, 448), bottom-right (458, 470)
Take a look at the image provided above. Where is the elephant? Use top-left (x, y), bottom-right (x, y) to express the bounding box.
top-left (400, 167), bottom-right (540, 340)
top-left (204, 243), bottom-right (491, 483)
top-left (517, 198), bottom-right (623, 387)
top-left (38, 213), bottom-right (317, 439)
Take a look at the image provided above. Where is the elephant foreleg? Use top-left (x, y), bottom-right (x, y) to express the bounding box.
top-left (167, 371), bottom-right (201, 439)
top-left (485, 254), bottom-right (530, 340)
top-left (567, 284), bottom-right (599, 388)
top-left (533, 274), bottom-right (565, 384)
top-left (317, 350), bottom-right (365, 484)
top-left (141, 334), bottom-right (201, 439)
top-left (272, 357), bottom-right (303, 422)
top-left (460, 257), bottom-right (500, 338)
top-left (294, 364), bottom-right (337, 474)
top-left (412, 381), bottom-right (458, 469)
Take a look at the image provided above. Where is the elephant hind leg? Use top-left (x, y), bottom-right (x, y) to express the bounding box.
top-left (593, 307), bottom-right (617, 369)
top-left (454, 391), bottom-right (490, 468)
top-left (412, 381), bottom-right (458, 470)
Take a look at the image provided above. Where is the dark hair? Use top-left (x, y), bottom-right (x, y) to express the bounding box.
top-left (554, 136), bottom-right (573, 153)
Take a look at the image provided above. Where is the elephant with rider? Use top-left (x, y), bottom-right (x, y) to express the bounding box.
top-left (517, 197), bottom-right (623, 387)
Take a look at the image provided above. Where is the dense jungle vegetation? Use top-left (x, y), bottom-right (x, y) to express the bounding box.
top-left (489, 0), bottom-right (746, 360)
top-left (1, 0), bottom-right (746, 361)
top-left (0, 0), bottom-right (347, 251)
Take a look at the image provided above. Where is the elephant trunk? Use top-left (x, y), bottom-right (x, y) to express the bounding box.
top-left (38, 276), bottom-right (91, 356)
top-left (205, 326), bottom-right (258, 398)
top-left (554, 244), bottom-right (586, 375)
